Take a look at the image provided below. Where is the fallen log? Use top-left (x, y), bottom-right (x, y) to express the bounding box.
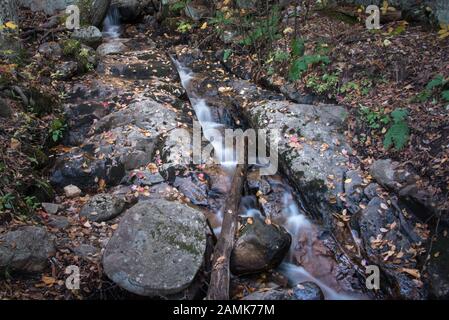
top-left (206, 163), bottom-right (246, 300)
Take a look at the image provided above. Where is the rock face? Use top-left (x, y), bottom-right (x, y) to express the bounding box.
top-left (0, 226), bottom-right (56, 273)
top-left (79, 193), bottom-right (125, 222)
top-left (103, 199), bottom-right (208, 296)
top-left (231, 217), bottom-right (291, 275)
top-left (72, 26), bottom-right (103, 48)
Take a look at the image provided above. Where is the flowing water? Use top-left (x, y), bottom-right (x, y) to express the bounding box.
top-left (102, 6), bottom-right (121, 39)
top-left (172, 59), bottom-right (358, 300)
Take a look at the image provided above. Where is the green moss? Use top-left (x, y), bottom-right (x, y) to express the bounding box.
top-left (62, 39), bottom-right (82, 57)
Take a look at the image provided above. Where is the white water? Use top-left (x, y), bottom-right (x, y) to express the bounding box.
top-left (103, 7), bottom-right (121, 39)
top-left (173, 59), bottom-right (354, 300)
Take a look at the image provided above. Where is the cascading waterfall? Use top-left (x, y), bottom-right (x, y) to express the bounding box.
top-left (173, 58), bottom-right (355, 300)
top-left (103, 6), bottom-right (121, 39)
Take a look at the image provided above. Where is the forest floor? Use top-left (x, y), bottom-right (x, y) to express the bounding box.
top-left (0, 4), bottom-right (448, 299)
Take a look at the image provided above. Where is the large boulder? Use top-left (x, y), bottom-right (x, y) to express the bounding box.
top-left (71, 26), bottom-right (103, 48)
top-left (18, 0), bottom-right (74, 15)
top-left (0, 226), bottom-right (56, 273)
top-left (103, 199), bottom-right (208, 296)
top-left (231, 216), bottom-right (291, 275)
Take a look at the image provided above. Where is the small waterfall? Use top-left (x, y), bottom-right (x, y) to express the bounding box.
top-left (103, 6), bottom-right (121, 39)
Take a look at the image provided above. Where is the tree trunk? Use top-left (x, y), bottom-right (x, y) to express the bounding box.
top-left (0, 0), bottom-right (18, 25)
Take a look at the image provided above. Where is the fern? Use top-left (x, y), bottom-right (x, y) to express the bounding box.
top-left (288, 55), bottom-right (330, 81)
top-left (383, 109), bottom-right (409, 151)
top-left (426, 75), bottom-right (445, 91)
top-left (442, 90), bottom-right (449, 102)
top-left (291, 37), bottom-right (305, 58)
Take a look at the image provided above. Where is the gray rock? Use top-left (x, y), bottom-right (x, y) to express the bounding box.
top-left (231, 217), bottom-right (291, 275)
top-left (18, 0), bottom-right (74, 15)
top-left (47, 215), bottom-right (70, 229)
top-left (371, 159), bottom-right (397, 190)
top-left (293, 282), bottom-right (324, 300)
top-left (364, 183), bottom-right (380, 200)
top-left (79, 193), bottom-right (125, 222)
top-left (184, 1), bottom-right (210, 21)
top-left (103, 199), bottom-right (208, 296)
top-left (38, 42), bottom-right (62, 59)
top-left (174, 176), bottom-right (208, 206)
top-left (0, 97), bottom-right (12, 118)
top-left (112, 0), bottom-right (154, 22)
top-left (426, 232), bottom-right (449, 299)
top-left (96, 41), bottom-right (127, 56)
top-left (0, 226), bottom-right (56, 273)
top-left (55, 61), bottom-right (78, 80)
top-left (72, 26), bottom-right (103, 48)
top-left (73, 243), bottom-right (98, 258)
top-left (64, 184), bottom-right (82, 198)
top-left (41, 202), bottom-right (60, 214)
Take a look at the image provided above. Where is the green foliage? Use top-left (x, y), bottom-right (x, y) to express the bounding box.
top-left (383, 109), bottom-right (410, 151)
top-left (240, 6), bottom-right (281, 47)
top-left (359, 105), bottom-right (391, 129)
top-left (416, 75), bottom-right (449, 102)
top-left (289, 54), bottom-right (330, 81)
top-left (77, 47), bottom-right (94, 72)
top-left (170, 0), bottom-right (190, 12)
top-left (306, 72), bottom-right (339, 94)
top-left (24, 196), bottom-right (40, 212)
top-left (62, 39), bottom-right (82, 57)
top-left (49, 119), bottom-right (67, 142)
top-left (291, 37), bottom-right (305, 58)
top-left (442, 90), bottom-right (449, 102)
top-left (0, 193), bottom-right (15, 212)
top-left (177, 21), bottom-right (193, 33)
top-left (223, 49), bottom-right (232, 62)
top-left (272, 50), bottom-right (289, 62)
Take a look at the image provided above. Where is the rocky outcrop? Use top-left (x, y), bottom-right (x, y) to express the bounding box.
top-left (0, 226), bottom-right (56, 273)
top-left (103, 199), bottom-right (208, 296)
top-left (112, 0), bottom-right (156, 22)
top-left (231, 217), bottom-right (291, 275)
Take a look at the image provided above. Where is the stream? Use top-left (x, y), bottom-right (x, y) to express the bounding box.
top-left (172, 59), bottom-right (364, 300)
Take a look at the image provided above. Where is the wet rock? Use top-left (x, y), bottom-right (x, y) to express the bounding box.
top-left (293, 282), bottom-right (324, 300)
top-left (79, 193), bottom-right (125, 222)
top-left (103, 199), bottom-right (208, 296)
top-left (0, 98), bottom-right (13, 118)
top-left (245, 99), bottom-right (349, 228)
top-left (72, 26), bottom-right (103, 48)
top-left (0, 226), bottom-right (56, 273)
top-left (64, 184), bottom-right (82, 198)
top-left (242, 288), bottom-right (295, 300)
top-left (55, 61), bottom-right (78, 80)
top-left (371, 159), bottom-right (397, 190)
top-left (38, 41), bottom-right (62, 59)
top-left (174, 175), bottom-right (208, 206)
top-left (231, 217), bottom-right (291, 275)
top-left (246, 171), bottom-right (271, 195)
top-left (41, 202), bottom-right (60, 214)
top-left (159, 128), bottom-right (193, 181)
top-left (96, 41), bottom-right (127, 56)
top-left (88, 0), bottom-right (111, 27)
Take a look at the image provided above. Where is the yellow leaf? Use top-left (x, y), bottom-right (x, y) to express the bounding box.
top-left (5, 21), bottom-right (18, 30)
top-left (42, 275), bottom-right (56, 286)
top-left (200, 22), bottom-right (208, 30)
